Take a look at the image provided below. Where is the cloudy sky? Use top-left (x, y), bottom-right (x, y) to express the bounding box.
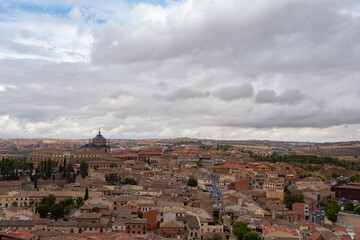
top-left (0, 0), bottom-right (360, 142)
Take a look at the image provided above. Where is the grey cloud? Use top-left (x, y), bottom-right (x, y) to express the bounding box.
top-left (155, 87), bottom-right (210, 101)
top-left (255, 89), bottom-right (306, 105)
top-left (0, 40), bottom-right (49, 57)
top-left (255, 90), bottom-right (277, 103)
top-left (277, 89), bottom-right (306, 105)
top-left (214, 83), bottom-right (254, 101)
top-left (2, 1), bottom-right (360, 141)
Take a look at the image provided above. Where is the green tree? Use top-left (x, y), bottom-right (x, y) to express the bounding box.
top-left (323, 199), bottom-right (340, 223)
top-left (80, 160), bottom-right (89, 178)
top-left (332, 173), bottom-right (340, 178)
top-left (40, 194), bottom-right (56, 207)
top-left (66, 163), bottom-right (74, 173)
top-left (34, 178), bottom-right (38, 189)
top-left (344, 202), bottom-right (355, 212)
top-left (76, 197), bottom-right (84, 208)
top-left (110, 163), bottom-right (117, 168)
top-left (208, 233), bottom-right (222, 240)
top-left (123, 178), bottom-right (137, 185)
top-left (326, 210), bottom-right (338, 223)
top-left (232, 221), bottom-right (250, 240)
top-left (36, 204), bottom-right (50, 218)
top-left (50, 204), bottom-right (64, 220)
top-left (243, 232), bottom-right (261, 240)
top-left (187, 178), bottom-right (198, 187)
top-left (284, 190), bottom-right (304, 210)
top-left (355, 206), bottom-right (360, 214)
top-left (94, 165), bottom-right (99, 171)
top-left (84, 188), bottom-right (89, 201)
top-left (46, 159), bottom-right (52, 178)
top-left (105, 173), bottom-right (121, 184)
top-left (337, 179), bottom-right (347, 185)
top-left (62, 158), bottom-right (67, 178)
top-left (60, 197), bottom-right (74, 208)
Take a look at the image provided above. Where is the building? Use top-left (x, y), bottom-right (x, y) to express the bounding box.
top-left (159, 221), bottom-right (185, 239)
top-left (81, 130), bottom-right (111, 154)
top-left (28, 130), bottom-right (110, 167)
top-left (292, 203), bottom-right (310, 220)
top-left (333, 184), bottom-right (360, 200)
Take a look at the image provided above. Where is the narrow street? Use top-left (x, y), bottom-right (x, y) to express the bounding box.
top-left (207, 170), bottom-right (222, 206)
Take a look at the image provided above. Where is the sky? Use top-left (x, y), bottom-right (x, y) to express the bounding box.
top-left (0, 0), bottom-right (360, 142)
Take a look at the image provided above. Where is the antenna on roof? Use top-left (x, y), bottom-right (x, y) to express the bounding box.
top-left (99, 127), bottom-right (101, 135)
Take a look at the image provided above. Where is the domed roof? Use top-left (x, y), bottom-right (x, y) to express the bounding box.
top-left (93, 129), bottom-right (106, 140)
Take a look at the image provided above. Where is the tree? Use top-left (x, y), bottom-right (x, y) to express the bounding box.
top-left (94, 165), bottom-right (99, 171)
top-left (332, 173), bottom-right (340, 178)
top-left (84, 188), bottom-right (89, 201)
top-left (36, 204), bottom-right (50, 218)
top-left (76, 197), bottom-right (84, 208)
top-left (323, 199), bottom-right (340, 223)
top-left (344, 202), bottom-right (355, 212)
top-left (80, 160), bottom-right (89, 178)
top-left (337, 179), bottom-right (347, 185)
top-left (208, 233), bottom-right (222, 240)
top-left (110, 163), bottom-right (117, 168)
top-left (284, 190), bottom-right (304, 210)
top-left (34, 178), bottom-right (38, 189)
top-left (59, 163), bottom-right (63, 174)
top-left (60, 198), bottom-right (74, 208)
top-left (66, 163), bottom-right (74, 173)
top-left (40, 194), bottom-right (56, 207)
top-left (123, 178), bottom-right (137, 185)
top-left (105, 173), bottom-right (121, 184)
top-left (232, 221), bottom-right (250, 240)
top-left (46, 159), bottom-right (52, 178)
top-left (326, 210), bottom-right (338, 223)
top-left (243, 232), bottom-right (261, 240)
top-left (355, 206), bottom-right (360, 214)
top-left (62, 158), bottom-right (67, 178)
top-left (187, 178), bottom-right (198, 187)
top-left (50, 204), bottom-right (64, 220)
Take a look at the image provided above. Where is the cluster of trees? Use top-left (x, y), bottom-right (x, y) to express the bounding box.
top-left (322, 199), bottom-right (341, 223)
top-left (304, 164), bottom-right (322, 172)
top-left (332, 173), bottom-right (340, 178)
top-left (80, 160), bottom-right (88, 178)
top-left (284, 187), bottom-right (304, 210)
top-left (199, 144), bottom-right (212, 151)
top-left (164, 146), bottom-right (173, 153)
top-left (171, 140), bottom-right (202, 146)
top-left (110, 163), bottom-right (117, 168)
top-left (350, 174), bottom-right (360, 182)
top-left (36, 194), bottom-right (85, 220)
top-left (187, 178), bottom-right (198, 187)
top-left (58, 158), bottom-right (76, 183)
top-left (105, 173), bottom-right (137, 185)
top-left (251, 153), bottom-right (360, 171)
top-left (231, 221), bottom-right (261, 240)
top-left (0, 158), bottom-right (33, 181)
top-left (216, 144), bottom-right (233, 151)
top-left (343, 201), bottom-right (360, 214)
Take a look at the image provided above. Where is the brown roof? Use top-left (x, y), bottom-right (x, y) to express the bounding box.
top-left (76, 212), bottom-right (102, 220)
top-left (160, 221), bottom-right (184, 228)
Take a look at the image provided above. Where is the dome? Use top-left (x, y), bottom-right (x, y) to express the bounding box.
top-left (93, 129), bottom-right (106, 140)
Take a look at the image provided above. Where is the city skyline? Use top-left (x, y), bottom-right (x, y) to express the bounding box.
top-left (1, 0), bottom-right (360, 142)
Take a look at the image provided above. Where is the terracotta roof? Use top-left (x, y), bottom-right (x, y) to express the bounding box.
top-left (263, 225), bottom-right (298, 235)
top-left (160, 221), bottom-right (184, 228)
top-left (0, 230), bottom-right (35, 239)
